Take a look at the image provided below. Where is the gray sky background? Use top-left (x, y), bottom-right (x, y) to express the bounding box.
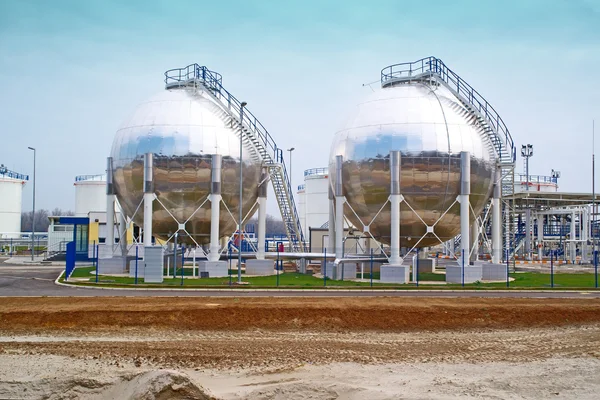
top-left (0, 0), bottom-right (599, 216)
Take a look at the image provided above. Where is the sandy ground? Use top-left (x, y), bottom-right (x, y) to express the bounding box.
top-left (1, 297), bottom-right (600, 399)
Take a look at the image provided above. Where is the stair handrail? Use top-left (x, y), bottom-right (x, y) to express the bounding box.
top-left (381, 56), bottom-right (516, 164)
top-left (164, 64), bottom-right (306, 248)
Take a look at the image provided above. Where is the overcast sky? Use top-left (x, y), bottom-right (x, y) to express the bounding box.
top-left (0, 0), bottom-right (599, 216)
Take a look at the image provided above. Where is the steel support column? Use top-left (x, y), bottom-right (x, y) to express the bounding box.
top-left (389, 150), bottom-right (402, 265)
top-left (143, 153), bottom-right (154, 247)
top-left (208, 154), bottom-right (222, 262)
top-left (459, 151), bottom-right (470, 266)
top-left (256, 167), bottom-right (268, 260)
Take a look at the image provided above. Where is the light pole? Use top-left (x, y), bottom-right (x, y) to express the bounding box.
top-left (286, 147), bottom-right (295, 186)
top-left (27, 147), bottom-right (36, 261)
top-left (238, 101), bottom-right (247, 284)
top-left (521, 144), bottom-right (533, 191)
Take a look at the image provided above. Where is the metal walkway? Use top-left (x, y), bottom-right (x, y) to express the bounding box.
top-left (164, 64), bottom-right (307, 252)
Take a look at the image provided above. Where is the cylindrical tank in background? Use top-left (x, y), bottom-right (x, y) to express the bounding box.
top-left (304, 168), bottom-right (329, 236)
top-left (74, 174), bottom-right (106, 217)
top-left (0, 165), bottom-right (27, 238)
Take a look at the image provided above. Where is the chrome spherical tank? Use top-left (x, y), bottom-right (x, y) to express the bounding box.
top-left (111, 87), bottom-right (261, 244)
top-left (329, 80), bottom-right (496, 247)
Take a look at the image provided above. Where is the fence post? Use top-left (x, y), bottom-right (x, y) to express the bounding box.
top-left (95, 252), bottom-right (99, 283)
top-left (135, 245), bottom-right (139, 285)
top-left (181, 245), bottom-right (185, 286)
top-left (461, 249), bottom-right (465, 287)
top-left (323, 248), bottom-right (327, 287)
top-left (9, 238), bottom-right (12, 257)
top-left (551, 250), bottom-right (554, 288)
top-left (595, 250), bottom-right (598, 289)
top-left (415, 251), bottom-right (419, 287)
top-left (228, 245), bottom-right (232, 287)
top-left (276, 246), bottom-right (280, 287)
top-left (506, 249), bottom-right (509, 288)
top-left (370, 248), bottom-right (373, 288)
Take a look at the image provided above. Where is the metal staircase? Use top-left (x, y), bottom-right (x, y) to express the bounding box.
top-left (164, 64), bottom-right (307, 251)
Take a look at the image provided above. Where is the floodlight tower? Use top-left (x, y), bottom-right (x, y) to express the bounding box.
top-left (521, 144), bottom-right (533, 259)
top-left (521, 144), bottom-right (533, 191)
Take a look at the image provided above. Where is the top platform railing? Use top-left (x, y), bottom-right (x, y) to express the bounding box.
top-left (381, 56), bottom-right (516, 164)
top-left (165, 64), bottom-right (282, 163)
top-left (0, 164), bottom-right (28, 181)
top-left (75, 174), bottom-right (106, 182)
top-left (304, 167), bottom-right (328, 177)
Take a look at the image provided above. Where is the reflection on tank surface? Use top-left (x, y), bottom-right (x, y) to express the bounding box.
top-left (111, 88), bottom-right (261, 244)
top-left (330, 82), bottom-right (496, 247)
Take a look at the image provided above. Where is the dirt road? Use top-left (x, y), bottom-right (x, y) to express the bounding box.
top-left (1, 297), bottom-right (600, 399)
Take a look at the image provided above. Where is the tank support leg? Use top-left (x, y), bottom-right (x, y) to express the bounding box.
top-left (459, 151), bottom-right (471, 266)
top-left (491, 165), bottom-right (502, 264)
top-left (256, 168), bottom-right (268, 260)
top-left (208, 154), bottom-right (222, 262)
top-left (389, 150), bottom-right (402, 265)
top-left (143, 153), bottom-right (154, 247)
top-left (335, 155), bottom-right (344, 260)
top-left (106, 157), bottom-right (115, 251)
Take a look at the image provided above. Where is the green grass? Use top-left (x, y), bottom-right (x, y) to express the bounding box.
top-left (62, 266), bottom-right (600, 290)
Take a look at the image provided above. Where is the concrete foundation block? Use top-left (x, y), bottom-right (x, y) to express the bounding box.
top-left (445, 265), bottom-right (483, 284)
top-left (336, 263), bottom-right (357, 280)
top-left (198, 261), bottom-right (228, 277)
top-left (98, 256), bottom-right (126, 275)
top-left (245, 259), bottom-right (275, 275)
top-left (380, 264), bottom-right (410, 284)
top-left (481, 263), bottom-right (508, 281)
top-left (415, 258), bottom-right (436, 273)
top-left (144, 246), bottom-right (164, 283)
top-left (128, 258), bottom-right (144, 278)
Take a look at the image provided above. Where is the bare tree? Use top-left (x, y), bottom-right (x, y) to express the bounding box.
top-left (247, 214), bottom-right (287, 236)
top-left (21, 209), bottom-right (74, 232)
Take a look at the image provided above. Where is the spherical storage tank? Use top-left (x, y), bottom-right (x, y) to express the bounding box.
top-left (0, 165), bottom-right (27, 238)
top-left (110, 85), bottom-right (262, 244)
top-left (329, 72), bottom-right (496, 247)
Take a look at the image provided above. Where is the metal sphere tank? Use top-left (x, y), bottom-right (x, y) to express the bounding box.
top-left (110, 87), bottom-right (262, 244)
top-left (329, 79), bottom-right (496, 247)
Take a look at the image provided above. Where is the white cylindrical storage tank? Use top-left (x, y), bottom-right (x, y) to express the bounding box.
top-left (74, 175), bottom-right (107, 217)
top-left (514, 173), bottom-right (558, 193)
top-left (297, 184), bottom-right (306, 238)
top-left (304, 168), bottom-right (329, 234)
top-left (0, 166), bottom-right (28, 238)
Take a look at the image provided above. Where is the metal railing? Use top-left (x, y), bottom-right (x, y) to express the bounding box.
top-left (164, 64), bottom-right (306, 251)
top-left (75, 174), bottom-right (105, 182)
top-left (381, 56), bottom-right (516, 165)
top-left (0, 164), bottom-right (29, 181)
top-left (515, 174), bottom-right (558, 184)
top-left (304, 167), bottom-right (328, 176)
top-left (298, 184), bottom-right (305, 191)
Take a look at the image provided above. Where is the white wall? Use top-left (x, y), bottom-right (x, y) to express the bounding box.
top-left (0, 177), bottom-right (25, 238)
top-left (297, 187), bottom-right (306, 237)
top-left (305, 174), bottom-right (329, 233)
top-left (75, 181), bottom-right (106, 216)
